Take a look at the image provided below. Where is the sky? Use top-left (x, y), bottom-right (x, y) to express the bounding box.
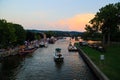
top-left (0, 0), bottom-right (119, 32)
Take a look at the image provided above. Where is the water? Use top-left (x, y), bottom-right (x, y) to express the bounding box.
top-left (0, 38), bottom-right (97, 80)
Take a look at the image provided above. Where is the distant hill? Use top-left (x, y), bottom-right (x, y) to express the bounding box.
top-left (26, 29), bottom-right (83, 37)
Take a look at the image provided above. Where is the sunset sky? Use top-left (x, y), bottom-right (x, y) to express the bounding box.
top-left (0, 0), bottom-right (119, 32)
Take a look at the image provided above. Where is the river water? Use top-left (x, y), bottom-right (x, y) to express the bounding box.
top-left (0, 38), bottom-right (97, 80)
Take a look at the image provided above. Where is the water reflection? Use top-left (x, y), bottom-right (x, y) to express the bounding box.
top-left (0, 38), bottom-right (97, 80)
top-left (87, 40), bottom-right (101, 44)
top-left (55, 62), bottom-right (64, 71)
top-left (0, 55), bottom-right (25, 80)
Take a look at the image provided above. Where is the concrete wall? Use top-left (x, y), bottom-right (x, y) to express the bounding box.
top-left (78, 47), bottom-right (109, 80)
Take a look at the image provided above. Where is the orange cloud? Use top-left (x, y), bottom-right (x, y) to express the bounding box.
top-left (50, 13), bottom-right (95, 32)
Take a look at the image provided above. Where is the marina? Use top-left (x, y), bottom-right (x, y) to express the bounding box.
top-left (0, 38), bottom-right (97, 80)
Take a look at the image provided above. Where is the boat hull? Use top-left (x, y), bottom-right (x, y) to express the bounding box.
top-left (19, 48), bottom-right (36, 55)
top-left (54, 48), bottom-right (64, 62)
top-left (54, 57), bottom-right (64, 62)
top-left (68, 49), bottom-right (78, 52)
top-left (68, 46), bottom-right (78, 52)
top-left (54, 55), bottom-right (64, 62)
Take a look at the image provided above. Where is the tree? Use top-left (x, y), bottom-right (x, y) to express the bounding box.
top-left (0, 19), bottom-right (8, 48)
top-left (26, 31), bottom-right (36, 41)
top-left (0, 19), bottom-right (26, 48)
top-left (13, 24), bottom-right (26, 45)
top-left (45, 31), bottom-right (55, 38)
top-left (85, 2), bottom-right (120, 45)
top-left (7, 23), bottom-right (17, 46)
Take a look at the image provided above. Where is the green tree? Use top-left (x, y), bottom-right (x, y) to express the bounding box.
top-left (85, 2), bottom-right (120, 45)
top-left (0, 20), bottom-right (16, 47)
top-left (26, 31), bottom-right (36, 41)
top-left (0, 19), bottom-right (8, 48)
top-left (13, 24), bottom-right (26, 45)
top-left (7, 23), bottom-right (17, 46)
top-left (0, 19), bottom-right (26, 48)
top-left (35, 33), bottom-right (41, 40)
top-left (45, 31), bottom-right (55, 38)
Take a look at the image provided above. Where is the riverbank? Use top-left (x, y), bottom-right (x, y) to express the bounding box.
top-left (0, 39), bottom-right (97, 80)
top-left (0, 48), bottom-right (19, 59)
top-left (76, 43), bottom-right (120, 80)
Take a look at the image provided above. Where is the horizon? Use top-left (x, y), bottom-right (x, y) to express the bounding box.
top-left (26, 29), bottom-right (83, 33)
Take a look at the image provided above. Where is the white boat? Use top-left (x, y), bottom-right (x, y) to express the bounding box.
top-left (68, 43), bottom-right (78, 51)
top-left (54, 48), bottom-right (64, 62)
top-left (39, 41), bottom-right (48, 48)
top-left (44, 42), bottom-right (48, 48)
top-left (39, 41), bottom-right (45, 47)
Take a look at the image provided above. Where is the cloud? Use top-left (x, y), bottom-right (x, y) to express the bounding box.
top-left (49, 13), bottom-right (95, 32)
top-left (22, 13), bottom-right (95, 32)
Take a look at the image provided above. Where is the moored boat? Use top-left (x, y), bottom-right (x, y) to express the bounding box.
top-left (54, 48), bottom-right (64, 62)
top-left (39, 41), bottom-right (45, 47)
top-left (68, 43), bottom-right (78, 51)
top-left (44, 42), bottom-right (48, 48)
top-left (39, 41), bottom-right (48, 48)
top-left (19, 45), bottom-right (36, 55)
top-left (19, 48), bottom-right (36, 55)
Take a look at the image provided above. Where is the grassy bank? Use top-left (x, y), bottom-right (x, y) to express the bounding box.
top-left (76, 43), bottom-right (120, 80)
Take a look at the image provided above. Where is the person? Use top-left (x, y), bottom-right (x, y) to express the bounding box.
top-left (58, 54), bottom-right (62, 58)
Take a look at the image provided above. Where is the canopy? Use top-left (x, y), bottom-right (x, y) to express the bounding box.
top-left (55, 48), bottom-right (61, 52)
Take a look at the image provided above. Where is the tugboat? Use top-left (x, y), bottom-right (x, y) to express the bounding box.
top-left (54, 48), bottom-right (64, 62)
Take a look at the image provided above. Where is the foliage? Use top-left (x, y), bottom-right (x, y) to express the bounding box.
top-left (82, 31), bottom-right (102, 40)
top-left (25, 30), bottom-right (42, 41)
top-left (0, 19), bottom-right (26, 48)
top-left (111, 32), bottom-right (120, 42)
top-left (13, 24), bottom-right (26, 45)
top-left (26, 30), bottom-right (36, 41)
top-left (45, 31), bottom-right (56, 38)
top-left (85, 2), bottom-right (120, 44)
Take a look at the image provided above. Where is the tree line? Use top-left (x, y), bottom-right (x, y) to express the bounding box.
top-left (84, 2), bottom-right (120, 45)
top-left (28, 30), bottom-right (82, 38)
top-left (0, 19), bottom-right (26, 48)
top-left (0, 19), bottom-right (46, 49)
top-left (0, 19), bottom-right (82, 49)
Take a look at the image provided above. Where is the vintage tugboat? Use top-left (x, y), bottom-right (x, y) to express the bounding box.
top-left (68, 43), bottom-right (78, 51)
top-left (54, 48), bottom-right (64, 62)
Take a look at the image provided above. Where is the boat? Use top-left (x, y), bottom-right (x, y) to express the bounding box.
top-left (49, 36), bottom-right (56, 44)
top-left (68, 43), bottom-right (78, 51)
top-left (39, 41), bottom-right (45, 47)
top-left (54, 48), bottom-right (64, 62)
top-left (19, 48), bottom-right (36, 55)
top-left (39, 41), bottom-right (48, 48)
top-left (19, 45), bottom-right (36, 55)
top-left (44, 42), bottom-right (48, 48)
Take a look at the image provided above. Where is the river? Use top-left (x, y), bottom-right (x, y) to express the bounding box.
top-left (0, 38), bottom-right (97, 80)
